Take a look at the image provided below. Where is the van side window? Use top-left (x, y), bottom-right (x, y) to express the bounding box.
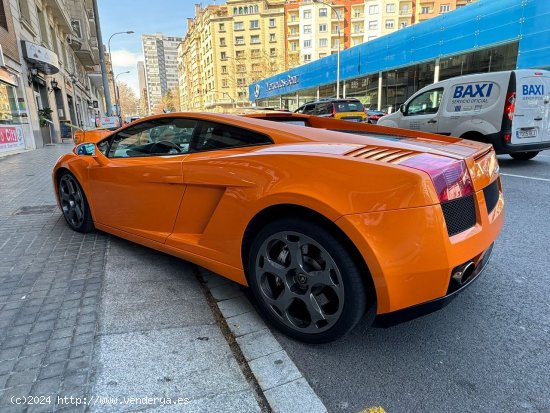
top-left (302, 104), bottom-right (316, 114)
top-left (406, 88), bottom-right (444, 116)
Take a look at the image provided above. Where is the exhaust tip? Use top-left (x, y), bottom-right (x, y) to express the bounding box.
top-left (451, 261), bottom-right (475, 285)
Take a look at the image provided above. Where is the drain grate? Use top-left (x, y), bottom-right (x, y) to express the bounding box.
top-left (14, 205), bottom-right (58, 215)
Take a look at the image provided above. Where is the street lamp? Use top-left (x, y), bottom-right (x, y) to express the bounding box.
top-left (108, 31), bottom-right (134, 114)
top-left (115, 71), bottom-right (130, 117)
top-left (313, 0), bottom-right (341, 99)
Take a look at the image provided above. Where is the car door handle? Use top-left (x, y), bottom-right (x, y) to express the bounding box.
top-left (534, 117), bottom-right (543, 121)
top-left (427, 119), bottom-right (437, 124)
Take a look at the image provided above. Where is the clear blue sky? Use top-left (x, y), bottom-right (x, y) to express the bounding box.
top-left (96, 0), bottom-right (216, 94)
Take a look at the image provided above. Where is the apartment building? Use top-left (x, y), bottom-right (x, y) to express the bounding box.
top-left (285, 0), bottom-right (477, 68)
top-left (142, 33), bottom-right (182, 113)
top-left (1, 0), bottom-right (104, 155)
top-left (179, 0), bottom-right (286, 112)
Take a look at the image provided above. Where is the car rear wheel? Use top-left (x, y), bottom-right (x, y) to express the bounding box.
top-left (248, 218), bottom-right (368, 343)
top-left (58, 172), bottom-right (94, 233)
top-left (509, 151), bottom-right (539, 161)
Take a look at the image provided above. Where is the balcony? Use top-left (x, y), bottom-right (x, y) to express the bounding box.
top-left (45, 0), bottom-right (72, 32)
top-left (399, 9), bottom-right (412, 16)
top-left (287, 31), bottom-right (299, 39)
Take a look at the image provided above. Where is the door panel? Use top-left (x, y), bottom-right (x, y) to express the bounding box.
top-left (402, 88), bottom-right (444, 134)
top-left (88, 156), bottom-right (186, 243)
top-left (512, 75), bottom-right (548, 144)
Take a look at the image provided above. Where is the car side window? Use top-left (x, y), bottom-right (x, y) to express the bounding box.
top-left (193, 121), bottom-right (272, 152)
top-left (302, 104), bottom-right (316, 114)
top-left (405, 88), bottom-right (444, 116)
top-left (107, 118), bottom-right (197, 158)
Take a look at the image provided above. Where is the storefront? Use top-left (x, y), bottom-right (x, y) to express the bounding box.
top-left (0, 67), bottom-right (32, 155)
top-left (250, 0), bottom-right (550, 112)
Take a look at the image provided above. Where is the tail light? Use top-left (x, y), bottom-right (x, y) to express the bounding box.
top-left (398, 154), bottom-right (474, 202)
top-left (504, 91), bottom-right (516, 121)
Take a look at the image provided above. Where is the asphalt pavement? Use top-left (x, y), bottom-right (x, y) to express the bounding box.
top-left (273, 150), bottom-right (550, 413)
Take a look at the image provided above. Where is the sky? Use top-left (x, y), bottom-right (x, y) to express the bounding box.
top-left (96, 0), bottom-right (217, 96)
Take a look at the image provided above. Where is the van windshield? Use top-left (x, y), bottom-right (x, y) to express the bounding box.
top-left (334, 101), bottom-right (363, 112)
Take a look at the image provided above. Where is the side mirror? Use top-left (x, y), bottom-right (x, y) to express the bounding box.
top-left (400, 104), bottom-right (406, 114)
top-left (75, 143), bottom-right (96, 156)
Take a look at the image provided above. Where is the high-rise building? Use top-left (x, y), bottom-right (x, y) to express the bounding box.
top-left (137, 61), bottom-right (148, 115)
top-left (142, 33), bottom-right (183, 113)
top-left (285, 0), bottom-right (478, 69)
top-left (179, 1), bottom-right (286, 112)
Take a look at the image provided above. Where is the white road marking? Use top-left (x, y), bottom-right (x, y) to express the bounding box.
top-left (501, 173), bottom-right (550, 182)
top-left (537, 154), bottom-right (550, 158)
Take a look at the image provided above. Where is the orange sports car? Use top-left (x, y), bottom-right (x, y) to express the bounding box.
top-left (52, 112), bottom-right (503, 343)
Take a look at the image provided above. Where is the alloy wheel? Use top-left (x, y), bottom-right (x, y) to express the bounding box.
top-left (255, 231), bottom-right (344, 334)
top-left (59, 174), bottom-right (85, 228)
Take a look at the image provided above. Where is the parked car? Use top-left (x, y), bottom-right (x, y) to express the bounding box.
top-left (295, 98), bottom-right (367, 122)
top-left (378, 69), bottom-right (550, 160)
top-left (55, 112), bottom-right (503, 343)
top-left (365, 109), bottom-right (387, 124)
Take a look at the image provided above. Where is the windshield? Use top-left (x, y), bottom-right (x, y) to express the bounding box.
top-left (334, 101), bottom-right (364, 112)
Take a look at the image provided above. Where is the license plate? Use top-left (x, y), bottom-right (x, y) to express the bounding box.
top-left (517, 128), bottom-right (537, 139)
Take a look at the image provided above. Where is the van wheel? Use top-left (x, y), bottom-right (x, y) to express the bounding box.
top-left (510, 151), bottom-right (539, 161)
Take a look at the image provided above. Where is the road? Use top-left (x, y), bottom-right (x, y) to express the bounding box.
top-left (273, 151), bottom-right (550, 413)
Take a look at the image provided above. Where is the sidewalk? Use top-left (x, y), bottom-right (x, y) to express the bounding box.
top-left (0, 145), bottom-right (261, 412)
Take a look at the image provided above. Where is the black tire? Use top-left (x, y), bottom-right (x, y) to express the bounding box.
top-left (509, 151), bottom-right (539, 161)
top-left (247, 217), bottom-right (368, 343)
top-left (57, 171), bottom-right (94, 233)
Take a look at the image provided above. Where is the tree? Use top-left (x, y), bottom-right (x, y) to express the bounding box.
top-left (161, 87), bottom-right (181, 113)
top-left (116, 82), bottom-right (139, 119)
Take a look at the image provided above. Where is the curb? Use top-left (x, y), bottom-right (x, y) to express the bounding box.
top-left (198, 268), bottom-right (328, 413)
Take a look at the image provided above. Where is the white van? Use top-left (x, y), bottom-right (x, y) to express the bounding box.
top-left (378, 70), bottom-right (550, 160)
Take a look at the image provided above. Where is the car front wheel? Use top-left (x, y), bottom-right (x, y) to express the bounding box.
top-left (58, 172), bottom-right (94, 233)
top-left (248, 218), bottom-right (368, 343)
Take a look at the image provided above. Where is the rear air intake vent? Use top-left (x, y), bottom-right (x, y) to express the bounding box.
top-left (345, 146), bottom-right (416, 163)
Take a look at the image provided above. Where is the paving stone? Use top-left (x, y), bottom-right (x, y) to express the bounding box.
top-left (226, 311), bottom-right (266, 338)
top-left (6, 368), bottom-right (39, 388)
top-left (236, 329), bottom-right (283, 362)
top-left (217, 295), bottom-right (255, 318)
top-left (264, 378), bottom-right (328, 413)
top-left (248, 351), bottom-right (302, 391)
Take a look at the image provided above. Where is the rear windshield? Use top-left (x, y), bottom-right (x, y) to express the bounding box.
top-left (334, 101), bottom-right (364, 112)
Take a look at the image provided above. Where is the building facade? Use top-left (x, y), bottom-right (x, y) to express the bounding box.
top-left (251, 0), bottom-right (549, 113)
top-left (1, 0), bottom-right (105, 156)
top-left (284, 0), bottom-right (478, 69)
top-left (137, 60), bottom-right (147, 115)
top-left (142, 33), bottom-right (182, 113)
top-left (179, 0), bottom-right (286, 112)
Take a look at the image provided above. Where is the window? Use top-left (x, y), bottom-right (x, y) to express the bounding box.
top-left (269, 33), bottom-right (276, 42)
top-left (251, 49), bottom-right (260, 57)
top-left (290, 41), bottom-right (297, 51)
top-left (400, 22), bottom-right (408, 28)
top-left (319, 38), bottom-right (328, 47)
top-left (304, 39), bottom-right (311, 48)
top-left (37, 7), bottom-right (49, 45)
top-left (304, 24), bottom-right (312, 34)
top-left (235, 36), bottom-right (244, 45)
top-left (405, 88), bottom-right (444, 116)
top-left (319, 23), bottom-right (327, 32)
top-left (421, 7), bottom-right (430, 13)
top-left (386, 3), bottom-right (395, 13)
top-left (18, 0), bottom-right (31, 24)
top-left (222, 79), bottom-right (228, 87)
top-left (221, 65), bottom-right (227, 74)
top-left (108, 119), bottom-right (197, 158)
top-left (304, 54), bottom-right (311, 62)
top-left (0, 1), bottom-right (8, 30)
top-left (440, 4), bottom-right (450, 12)
top-left (251, 35), bottom-right (260, 44)
top-left (369, 5), bottom-right (379, 14)
top-left (219, 23), bottom-right (225, 32)
top-left (319, 8), bottom-right (327, 17)
top-left (250, 20), bottom-right (259, 29)
top-left (368, 20), bottom-right (378, 30)
top-left (236, 50), bottom-right (244, 58)
top-left (234, 21), bottom-right (244, 30)
top-left (221, 51), bottom-right (227, 60)
top-left (269, 18), bottom-right (276, 28)
top-left (353, 23), bottom-right (362, 33)
top-left (303, 10), bottom-right (311, 19)
top-left (194, 121), bottom-right (272, 151)
top-left (236, 64), bottom-right (246, 73)
top-left (220, 37), bottom-right (226, 46)
top-left (270, 48), bottom-right (276, 56)
top-left (385, 20), bottom-right (394, 29)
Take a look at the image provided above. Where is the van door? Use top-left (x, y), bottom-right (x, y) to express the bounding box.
top-left (512, 72), bottom-right (550, 144)
top-left (401, 87), bottom-right (444, 134)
